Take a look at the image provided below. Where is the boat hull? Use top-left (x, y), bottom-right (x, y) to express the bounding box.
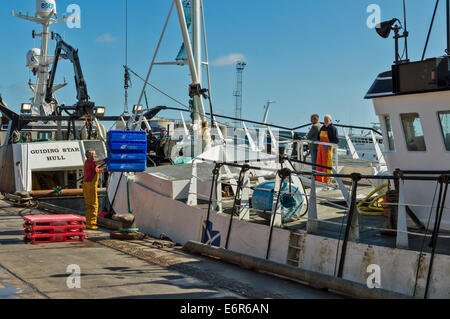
top-left (110, 166), bottom-right (450, 298)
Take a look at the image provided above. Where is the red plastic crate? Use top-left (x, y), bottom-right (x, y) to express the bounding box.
top-left (23, 224), bottom-right (86, 234)
top-left (22, 215), bottom-right (86, 245)
top-left (23, 215), bottom-right (85, 226)
top-left (23, 227), bottom-right (85, 237)
top-left (24, 232), bottom-right (85, 245)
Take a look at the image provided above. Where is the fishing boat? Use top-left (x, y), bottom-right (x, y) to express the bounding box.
top-left (0, 0), bottom-right (110, 211)
top-left (107, 0), bottom-right (450, 298)
top-left (1, 0), bottom-right (448, 299)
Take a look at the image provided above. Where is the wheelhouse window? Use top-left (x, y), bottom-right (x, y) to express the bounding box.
top-left (400, 113), bottom-right (426, 151)
top-left (37, 131), bottom-right (52, 141)
top-left (439, 111), bottom-right (450, 151)
top-left (384, 116), bottom-right (395, 151)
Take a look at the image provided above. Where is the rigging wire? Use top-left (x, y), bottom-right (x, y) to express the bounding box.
top-left (125, 66), bottom-right (189, 109)
top-left (422, 0), bottom-right (440, 61)
top-left (126, 66), bottom-right (232, 130)
top-left (121, 66), bottom-right (232, 133)
top-left (137, 0), bottom-right (175, 107)
top-left (143, 90), bottom-right (149, 110)
top-left (125, 0), bottom-right (128, 67)
top-left (123, 0), bottom-right (130, 114)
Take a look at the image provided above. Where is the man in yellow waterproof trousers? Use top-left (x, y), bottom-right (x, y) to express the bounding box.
top-left (83, 150), bottom-right (106, 230)
top-left (316, 115), bottom-right (339, 184)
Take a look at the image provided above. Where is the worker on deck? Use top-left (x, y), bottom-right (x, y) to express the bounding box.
top-left (306, 114), bottom-right (322, 169)
top-left (316, 115), bottom-right (339, 184)
top-left (83, 150), bottom-right (106, 230)
top-left (201, 121), bottom-right (212, 151)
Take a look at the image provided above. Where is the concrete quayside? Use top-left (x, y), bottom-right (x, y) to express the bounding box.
top-left (0, 195), bottom-right (346, 299)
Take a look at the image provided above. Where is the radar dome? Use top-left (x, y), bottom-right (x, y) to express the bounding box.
top-left (27, 48), bottom-right (41, 75)
top-left (36, 0), bottom-right (57, 18)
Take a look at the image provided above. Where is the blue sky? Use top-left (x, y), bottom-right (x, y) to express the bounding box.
top-left (0, 0), bottom-right (448, 129)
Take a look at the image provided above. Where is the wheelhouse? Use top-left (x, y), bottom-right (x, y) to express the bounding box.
top-left (366, 58), bottom-right (450, 230)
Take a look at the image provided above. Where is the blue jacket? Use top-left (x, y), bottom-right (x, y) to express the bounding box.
top-left (319, 124), bottom-right (339, 145)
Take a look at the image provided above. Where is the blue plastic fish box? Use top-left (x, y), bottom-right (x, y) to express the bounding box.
top-left (109, 153), bottom-right (147, 163)
top-left (107, 130), bottom-right (147, 142)
top-left (107, 162), bottom-right (147, 173)
top-left (108, 140), bottom-right (147, 153)
top-left (107, 130), bottom-right (147, 172)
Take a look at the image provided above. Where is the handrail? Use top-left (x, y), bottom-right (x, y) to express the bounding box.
top-left (195, 157), bottom-right (450, 182)
top-left (3, 105), bottom-right (383, 137)
top-left (293, 122), bottom-right (383, 136)
top-left (163, 107), bottom-right (383, 135)
top-left (334, 123), bottom-right (382, 136)
top-left (294, 139), bottom-right (337, 148)
top-left (190, 157), bottom-right (450, 299)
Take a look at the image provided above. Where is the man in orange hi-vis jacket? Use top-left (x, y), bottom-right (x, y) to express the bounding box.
top-left (315, 115), bottom-right (339, 184)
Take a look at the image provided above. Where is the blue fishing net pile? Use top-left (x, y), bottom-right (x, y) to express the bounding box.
top-left (251, 181), bottom-right (304, 222)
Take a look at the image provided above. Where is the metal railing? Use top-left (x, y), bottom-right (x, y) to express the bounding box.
top-left (185, 156), bottom-right (449, 299)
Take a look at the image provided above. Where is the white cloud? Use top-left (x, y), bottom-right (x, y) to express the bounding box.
top-left (211, 53), bottom-right (246, 66)
top-left (96, 33), bottom-right (117, 43)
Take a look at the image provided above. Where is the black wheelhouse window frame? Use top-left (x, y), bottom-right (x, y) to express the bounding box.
top-left (438, 111), bottom-right (450, 151)
top-left (400, 113), bottom-right (427, 152)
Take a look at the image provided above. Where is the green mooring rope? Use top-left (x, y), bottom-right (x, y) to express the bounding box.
top-left (126, 174), bottom-right (133, 215)
top-left (119, 228), bottom-right (139, 232)
top-left (52, 186), bottom-right (63, 196)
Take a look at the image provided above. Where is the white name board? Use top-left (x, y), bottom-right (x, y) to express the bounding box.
top-left (28, 142), bottom-right (84, 170)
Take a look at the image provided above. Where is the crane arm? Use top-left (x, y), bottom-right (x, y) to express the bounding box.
top-left (46, 33), bottom-right (93, 117)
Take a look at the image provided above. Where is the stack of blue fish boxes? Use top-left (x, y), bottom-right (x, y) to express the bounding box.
top-left (106, 130), bottom-right (147, 172)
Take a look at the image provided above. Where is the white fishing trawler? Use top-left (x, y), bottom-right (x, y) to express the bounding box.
top-left (107, 0), bottom-right (450, 299)
top-left (0, 0), bottom-right (110, 211)
top-left (2, 0), bottom-right (448, 299)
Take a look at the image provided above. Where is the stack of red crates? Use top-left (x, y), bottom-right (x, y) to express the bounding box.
top-left (23, 215), bottom-right (86, 245)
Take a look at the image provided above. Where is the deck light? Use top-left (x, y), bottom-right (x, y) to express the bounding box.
top-left (133, 105), bottom-right (143, 112)
top-left (21, 103), bottom-right (32, 113)
top-left (375, 18), bottom-right (409, 65)
top-left (95, 106), bottom-right (105, 116)
top-left (376, 19), bottom-right (400, 39)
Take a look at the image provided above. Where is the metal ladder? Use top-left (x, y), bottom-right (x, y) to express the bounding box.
top-left (286, 231), bottom-right (304, 267)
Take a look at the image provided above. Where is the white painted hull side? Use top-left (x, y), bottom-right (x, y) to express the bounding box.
top-left (111, 173), bottom-right (450, 298)
top-left (373, 91), bottom-right (450, 230)
top-left (12, 141), bottom-right (84, 192)
top-left (11, 140), bottom-right (106, 193)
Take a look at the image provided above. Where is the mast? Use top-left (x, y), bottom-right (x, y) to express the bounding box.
top-left (12, 4), bottom-right (67, 116)
top-left (175, 0), bottom-right (206, 129)
top-left (192, 0), bottom-right (202, 85)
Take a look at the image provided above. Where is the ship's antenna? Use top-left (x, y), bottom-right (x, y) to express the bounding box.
top-left (402, 0), bottom-right (409, 62)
